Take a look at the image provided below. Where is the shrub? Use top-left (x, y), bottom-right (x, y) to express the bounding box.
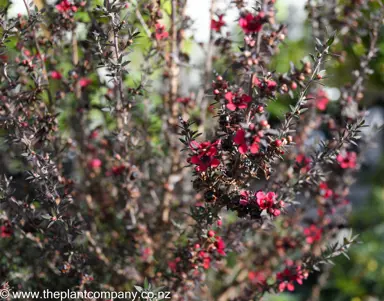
top-left (0, 0), bottom-right (383, 300)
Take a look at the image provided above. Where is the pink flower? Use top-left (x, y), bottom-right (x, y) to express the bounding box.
top-left (79, 77), bottom-right (92, 88)
top-left (203, 257), bottom-right (211, 269)
top-left (304, 225), bottom-right (322, 244)
top-left (225, 92), bottom-right (251, 111)
top-left (211, 15), bottom-right (226, 32)
top-left (337, 151), bottom-right (357, 169)
top-left (319, 182), bottom-right (333, 199)
top-left (56, 0), bottom-right (77, 13)
top-left (248, 271), bottom-right (267, 287)
top-left (296, 154), bottom-right (311, 172)
top-left (198, 251), bottom-right (211, 269)
top-left (88, 158), bottom-right (102, 170)
top-left (50, 70), bottom-right (62, 80)
top-left (277, 265), bottom-right (305, 292)
top-left (155, 23), bottom-right (169, 41)
top-left (315, 89), bottom-right (329, 111)
top-left (239, 12), bottom-right (265, 34)
top-left (189, 140), bottom-right (220, 172)
top-left (141, 247), bottom-right (153, 261)
top-left (239, 190), bottom-right (249, 206)
top-left (253, 77), bottom-right (277, 94)
top-left (255, 191), bottom-right (275, 210)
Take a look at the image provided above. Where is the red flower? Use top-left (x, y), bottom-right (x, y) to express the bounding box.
top-left (239, 190), bottom-right (249, 206)
top-left (337, 151), bottom-right (357, 169)
top-left (248, 271), bottom-right (267, 287)
top-left (176, 97), bottom-right (191, 105)
top-left (168, 257), bottom-right (181, 273)
top-left (50, 70), bottom-right (62, 80)
top-left (56, 0), bottom-right (77, 13)
top-left (89, 130), bottom-right (99, 139)
top-left (155, 23), bottom-right (169, 41)
top-left (111, 165), bottom-right (126, 176)
top-left (296, 154), bottom-right (311, 173)
top-left (319, 182), bottom-right (333, 199)
top-left (225, 92), bottom-right (251, 111)
top-left (256, 191), bottom-right (275, 210)
top-left (304, 225), bottom-right (322, 244)
top-left (253, 77), bottom-right (277, 94)
top-left (215, 236), bottom-right (226, 256)
top-left (211, 15), bottom-right (226, 32)
top-left (233, 129), bottom-right (260, 154)
top-left (233, 129), bottom-right (247, 154)
top-left (277, 265), bottom-right (305, 292)
top-left (189, 140), bottom-right (220, 172)
top-left (79, 77), bottom-right (92, 88)
top-left (198, 251), bottom-right (211, 269)
top-left (88, 158), bottom-right (102, 170)
top-left (315, 89), bottom-right (329, 111)
top-left (203, 257), bottom-right (211, 269)
top-left (1, 223), bottom-right (12, 238)
top-left (239, 12), bottom-right (265, 34)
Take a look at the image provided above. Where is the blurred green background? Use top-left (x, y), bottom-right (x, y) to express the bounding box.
top-left (265, 1), bottom-right (384, 301)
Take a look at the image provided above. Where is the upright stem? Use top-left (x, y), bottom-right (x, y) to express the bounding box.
top-left (169, 0), bottom-right (180, 122)
top-left (197, 0), bottom-right (216, 137)
top-left (23, 0), bottom-right (52, 105)
top-left (161, 0), bottom-right (182, 223)
top-left (113, 18), bottom-right (125, 129)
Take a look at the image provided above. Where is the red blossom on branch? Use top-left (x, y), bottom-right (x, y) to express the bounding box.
top-left (319, 182), bottom-right (333, 199)
top-left (50, 70), bottom-right (62, 80)
top-left (239, 12), bottom-right (265, 33)
top-left (256, 191), bottom-right (275, 210)
top-left (211, 15), bottom-right (226, 32)
top-left (189, 141), bottom-right (221, 172)
top-left (88, 158), bottom-right (102, 170)
top-left (239, 190), bottom-right (250, 206)
top-left (296, 153), bottom-right (312, 173)
top-left (304, 225), bottom-right (322, 244)
top-left (233, 129), bottom-right (260, 154)
top-left (56, 0), bottom-right (77, 13)
top-left (214, 236), bottom-right (226, 256)
top-left (79, 77), bottom-right (92, 88)
top-left (314, 89), bottom-right (329, 111)
top-left (225, 92), bottom-right (251, 111)
top-left (1, 223), bottom-right (12, 238)
top-left (248, 271), bottom-right (267, 287)
top-left (277, 265), bottom-right (306, 292)
top-left (155, 23), bottom-right (169, 41)
top-left (253, 77), bottom-right (278, 94)
top-left (337, 151), bottom-right (357, 169)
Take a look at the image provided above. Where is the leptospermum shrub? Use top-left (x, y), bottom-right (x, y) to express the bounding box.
top-left (0, 0), bottom-right (383, 300)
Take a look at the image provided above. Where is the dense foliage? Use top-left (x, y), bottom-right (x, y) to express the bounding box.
top-left (1, 0), bottom-right (383, 300)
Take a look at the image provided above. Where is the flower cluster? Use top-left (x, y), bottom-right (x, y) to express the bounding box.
top-left (277, 264), bottom-right (307, 292)
top-left (239, 12), bottom-right (266, 34)
top-left (188, 140), bottom-right (221, 172)
top-left (168, 231), bottom-right (226, 273)
top-left (211, 15), bottom-right (225, 32)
